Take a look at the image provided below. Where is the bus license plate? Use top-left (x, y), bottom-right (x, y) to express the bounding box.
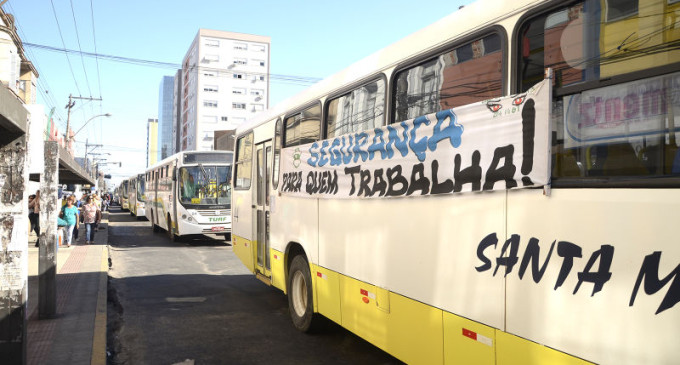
top-left (211, 226), bottom-right (224, 232)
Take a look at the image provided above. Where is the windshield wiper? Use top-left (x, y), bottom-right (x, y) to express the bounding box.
top-left (197, 163), bottom-right (210, 182)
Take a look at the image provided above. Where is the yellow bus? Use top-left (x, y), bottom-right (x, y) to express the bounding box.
top-left (120, 178), bottom-right (130, 211)
top-left (232, 0), bottom-right (680, 363)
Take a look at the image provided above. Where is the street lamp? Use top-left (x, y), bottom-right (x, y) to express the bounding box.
top-left (69, 113), bottom-right (112, 143)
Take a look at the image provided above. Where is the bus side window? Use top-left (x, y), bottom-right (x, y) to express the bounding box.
top-left (284, 103), bottom-right (321, 147)
top-left (392, 32), bottom-right (503, 123)
top-left (235, 132), bottom-right (253, 189)
top-left (519, 0), bottom-right (680, 182)
top-left (326, 78), bottom-right (385, 138)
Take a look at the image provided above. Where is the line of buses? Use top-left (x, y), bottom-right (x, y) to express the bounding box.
top-left (115, 150), bottom-right (233, 241)
top-left (115, 0), bottom-right (678, 363)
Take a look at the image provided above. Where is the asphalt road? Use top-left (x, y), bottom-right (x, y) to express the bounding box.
top-left (106, 206), bottom-right (402, 365)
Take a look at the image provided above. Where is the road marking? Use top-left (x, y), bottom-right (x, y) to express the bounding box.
top-left (165, 297), bottom-right (207, 303)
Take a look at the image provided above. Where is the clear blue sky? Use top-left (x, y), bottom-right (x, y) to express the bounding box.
top-left (4, 0), bottom-right (468, 187)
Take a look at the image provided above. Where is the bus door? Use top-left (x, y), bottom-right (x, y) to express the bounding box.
top-left (254, 141), bottom-right (272, 280)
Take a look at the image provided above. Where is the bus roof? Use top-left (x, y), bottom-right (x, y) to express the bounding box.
top-left (145, 150), bottom-right (234, 172)
top-left (235, 0), bottom-right (541, 135)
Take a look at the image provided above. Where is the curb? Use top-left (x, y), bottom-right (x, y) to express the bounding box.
top-left (91, 211), bottom-right (109, 365)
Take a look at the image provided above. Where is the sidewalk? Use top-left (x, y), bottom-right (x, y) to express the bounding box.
top-left (26, 211), bottom-right (109, 365)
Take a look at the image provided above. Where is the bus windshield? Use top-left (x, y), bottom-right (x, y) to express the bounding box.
top-left (178, 165), bottom-right (231, 207)
top-left (137, 176), bottom-right (146, 202)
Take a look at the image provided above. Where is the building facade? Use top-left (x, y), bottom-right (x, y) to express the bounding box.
top-left (158, 76), bottom-right (174, 160)
top-left (146, 118), bottom-right (158, 167)
top-left (179, 29), bottom-right (270, 152)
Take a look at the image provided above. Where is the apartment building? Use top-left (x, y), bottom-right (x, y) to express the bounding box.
top-left (179, 29), bottom-right (270, 152)
top-left (158, 76), bottom-right (174, 160)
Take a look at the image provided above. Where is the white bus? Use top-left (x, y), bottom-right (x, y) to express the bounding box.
top-left (145, 150), bottom-right (233, 241)
top-left (128, 173), bottom-right (146, 220)
top-left (231, 0), bottom-right (680, 364)
top-left (120, 179), bottom-right (130, 211)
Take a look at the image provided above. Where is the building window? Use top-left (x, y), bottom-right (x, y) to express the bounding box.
top-left (232, 87), bottom-right (246, 95)
top-left (234, 58), bottom-right (247, 65)
top-left (233, 73), bottom-right (244, 79)
top-left (605, 0), bottom-right (638, 21)
top-left (205, 39), bottom-right (220, 47)
top-left (204, 100), bottom-right (218, 108)
top-left (202, 116), bottom-right (218, 124)
top-left (252, 104), bottom-right (264, 112)
top-left (234, 42), bottom-right (248, 51)
top-left (250, 89), bottom-right (264, 97)
top-left (203, 54), bottom-right (219, 63)
top-left (221, 116), bottom-right (228, 121)
top-left (203, 72), bottom-right (216, 77)
top-left (203, 85), bottom-right (218, 92)
top-left (252, 44), bottom-right (266, 52)
top-left (233, 103), bottom-right (246, 110)
top-left (253, 59), bottom-right (265, 67)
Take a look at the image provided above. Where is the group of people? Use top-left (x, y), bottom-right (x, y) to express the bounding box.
top-left (30, 190), bottom-right (106, 248)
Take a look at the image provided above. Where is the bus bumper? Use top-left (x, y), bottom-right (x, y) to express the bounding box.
top-left (176, 218), bottom-right (231, 236)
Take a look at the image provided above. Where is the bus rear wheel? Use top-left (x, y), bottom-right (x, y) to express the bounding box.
top-left (287, 255), bottom-right (318, 332)
top-left (151, 212), bottom-right (159, 232)
top-left (167, 216), bottom-right (176, 242)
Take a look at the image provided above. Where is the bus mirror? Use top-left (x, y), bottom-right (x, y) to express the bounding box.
top-left (172, 167), bottom-right (177, 181)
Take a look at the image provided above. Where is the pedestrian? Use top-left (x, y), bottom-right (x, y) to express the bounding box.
top-left (103, 194), bottom-right (110, 212)
top-left (93, 194), bottom-right (102, 231)
top-left (73, 194), bottom-right (82, 241)
top-left (82, 195), bottom-right (98, 244)
top-left (28, 190), bottom-right (40, 247)
top-left (59, 195), bottom-right (79, 248)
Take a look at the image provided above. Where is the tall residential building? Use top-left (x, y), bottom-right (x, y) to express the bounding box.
top-left (146, 118), bottom-right (158, 167)
top-left (179, 29), bottom-right (270, 151)
top-left (172, 68), bottom-right (183, 155)
top-left (158, 76), bottom-right (174, 160)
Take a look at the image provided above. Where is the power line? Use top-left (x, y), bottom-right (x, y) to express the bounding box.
top-left (68, 0), bottom-right (93, 97)
top-left (49, 0), bottom-right (82, 95)
top-left (89, 0), bottom-right (103, 100)
top-left (23, 41), bottom-right (323, 86)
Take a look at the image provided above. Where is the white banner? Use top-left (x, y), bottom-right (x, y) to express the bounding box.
top-left (280, 78), bottom-right (552, 199)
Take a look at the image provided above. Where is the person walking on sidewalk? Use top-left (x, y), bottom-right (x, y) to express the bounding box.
top-left (82, 195), bottom-right (98, 244)
top-left (28, 190), bottom-right (41, 247)
top-left (59, 195), bottom-right (79, 248)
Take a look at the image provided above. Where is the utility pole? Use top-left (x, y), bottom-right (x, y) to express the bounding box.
top-left (64, 94), bottom-right (103, 142)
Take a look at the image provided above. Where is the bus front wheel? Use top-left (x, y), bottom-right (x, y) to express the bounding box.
top-left (287, 255), bottom-right (318, 332)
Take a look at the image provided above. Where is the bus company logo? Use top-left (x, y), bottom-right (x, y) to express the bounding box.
top-left (208, 217), bottom-right (226, 222)
top-left (292, 147), bottom-right (302, 168)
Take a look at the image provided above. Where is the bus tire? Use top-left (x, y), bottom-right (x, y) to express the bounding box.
top-left (287, 255), bottom-right (318, 332)
top-left (167, 216), bottom-right (176, 242)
